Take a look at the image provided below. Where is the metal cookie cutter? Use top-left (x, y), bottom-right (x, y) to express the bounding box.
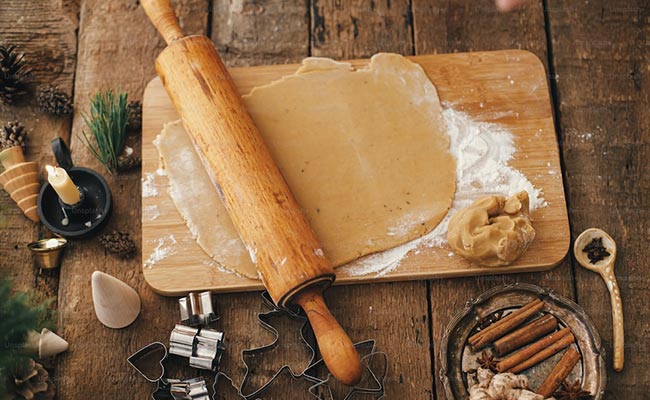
top-left (127, 342), bottom-right (167, 383)
top-left (230, 291), bottom-right (387, 400)
top-left (179, 291), bottom-right (218, 326)
top-left (306, 339), bottom-right (388, 400)
top-left (153, 377), bottom-right (210, 400)
top-left (168, 377), bottom-right (210, 400)
top-left (169, 324), bottom-right (226, 371)
top-left (127, 342), bottom-right (211, 400)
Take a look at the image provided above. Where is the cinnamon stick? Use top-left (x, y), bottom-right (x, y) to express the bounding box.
top-left (469, 299), bottom-right (544, 350)
top-left (470, 299), bottom-right (542, 345)
top-left (536, 347), bottom-right (581, 398)
top-left (494, 314), bottom-right (558, 356)
top-left (498, 328), bottom-right (574, 373)
top-left (469, 299), bottom-right (542, 347)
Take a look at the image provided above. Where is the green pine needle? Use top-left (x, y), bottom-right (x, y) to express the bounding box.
top-left (0, 279), bottom-right (52, 394)
top-left (79, 90), bottom-right (130, 174)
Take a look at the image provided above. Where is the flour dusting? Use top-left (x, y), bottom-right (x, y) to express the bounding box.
top-left (144, 205), bottom-right (160, 221)
top-left (144, 234), bottom-right (177, 268)
top-left (340, 108), bottom-right (546, 277)
top-left (142, 173), bottom-right (159, 198)
top-left (386, 212), bottom-right (428, 237)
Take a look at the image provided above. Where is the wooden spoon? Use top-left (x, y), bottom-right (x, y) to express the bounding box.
top-left (573, 228), bottom-right (624, 371)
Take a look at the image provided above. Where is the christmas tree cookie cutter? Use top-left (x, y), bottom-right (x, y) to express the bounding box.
top-left (231, 291), bottom-right (387, 399)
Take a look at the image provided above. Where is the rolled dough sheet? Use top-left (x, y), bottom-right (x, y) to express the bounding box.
top-left (155, 53), bottom-right (456, 278)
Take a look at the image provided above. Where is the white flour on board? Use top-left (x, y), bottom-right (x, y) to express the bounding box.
top-left (144, 204), bottom-right (160, 221)
top-left (339, 108), bottom-right (547, 277)
top-left (142, 173), bottom-right (159, 198)
top-left (144, 234), bottom-right (177, 268)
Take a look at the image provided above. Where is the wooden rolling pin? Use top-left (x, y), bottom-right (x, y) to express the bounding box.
top-left (141, 0), bottom-right (361, 385)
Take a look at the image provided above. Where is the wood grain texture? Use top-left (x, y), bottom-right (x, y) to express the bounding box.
top-left (55, 1), bottom-right (209, 398)
top-left (212, 0), bottom-right (310, 66)
top-left (0, 0), bottom-right (78, 308)
top-left (548, 0), bottom-right (650, 395)
top-left (410, 1), bottom-right (577, 398)
top-left (142, 50), bottom-right (569, 292)
top-left (141, 0), bottom-right (186, 45)
top-left (310, 0), bottom-right (413, 59)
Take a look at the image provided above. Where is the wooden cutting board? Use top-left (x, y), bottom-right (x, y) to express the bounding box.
top-left (141, 50), bottom-right (569, 296)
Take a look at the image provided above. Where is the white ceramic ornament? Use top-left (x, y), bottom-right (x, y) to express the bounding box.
top-left (39, 328), bottom-right (69, 358)
top-left (91, 271), bottom-right (141, 329)
top-left (25, 328), bottom-right (69, 358)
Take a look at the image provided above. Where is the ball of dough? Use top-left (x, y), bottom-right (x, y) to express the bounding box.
top-left (447, 191), bottom-right (535, 267)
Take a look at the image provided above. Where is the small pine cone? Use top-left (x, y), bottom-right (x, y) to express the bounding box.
top-left (117, 155), bottom-right (141, 172)
top-left (126, 100), bottom-right (142, 132)
top-left (99, 230), bottom-right (137, 259)
top-left (0, 44), bottom-right (31, 105)
top-left (1, 120), bottom-right (27, 150)
top-left (37, 85), bottom-right (73, 116)
top-left (9, 359), bottom-right (56, 400)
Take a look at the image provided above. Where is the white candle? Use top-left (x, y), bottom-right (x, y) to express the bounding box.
top-left (46, 165), bottom-right (81, 205)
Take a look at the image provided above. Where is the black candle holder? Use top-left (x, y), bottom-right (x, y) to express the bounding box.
top-left (37, 138), bottom-right (112, 239)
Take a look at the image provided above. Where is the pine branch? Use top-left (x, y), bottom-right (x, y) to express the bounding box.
top-left (79, 90), bottom-right (130, 174)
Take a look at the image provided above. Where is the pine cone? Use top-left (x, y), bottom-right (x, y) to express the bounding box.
top-left (0, 45), bottom-right (31, 105)
top-left (9, 359), bottom-right (56, 400)
top-left (37, 85), bottom-right (73, 116)
top-left (126, 100), bottom-right (142, 132)
top-left (1, 121), bottom-right (27, 150)
top-left (99, 231), bottom-right (137, 259)
top-left (117, 154), bottom-right (141, 172)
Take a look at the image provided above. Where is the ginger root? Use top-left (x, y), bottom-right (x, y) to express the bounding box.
top-left (468, 369), bottom-right (552, 400)
top-left (447, 191), bottom-right (536, 267)
top-left (488, 372), bottom-right (529, 396)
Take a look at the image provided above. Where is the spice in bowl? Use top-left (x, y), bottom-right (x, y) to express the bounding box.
top-left (582, 237), bottom-right (610, 264)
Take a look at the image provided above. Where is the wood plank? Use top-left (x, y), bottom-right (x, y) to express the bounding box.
top-left (410, 1), bottom-right (577, 398)
top-left (141, 50), bottom-right (568, 294)
top-left (212, 0), bottom-right (309, 66)
top-left (0, 0), bottom-right (78, 305)
top-left (548, 1), bottom-right (650, 396)
top-left (55, 1), bottom-right (209, 398)
top-left (310, 0), bottom-right (413, 59)
top-left (307, 1), bottom-right (433, 398)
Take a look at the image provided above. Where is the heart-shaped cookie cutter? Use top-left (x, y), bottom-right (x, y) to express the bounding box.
top-left (127, 341), bottom-right (168, 383)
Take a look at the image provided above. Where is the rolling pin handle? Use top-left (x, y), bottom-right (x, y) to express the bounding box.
top-left (295, 287), bottom-right (362, 386)
top-left (141, 0), bottom-right (184, 45)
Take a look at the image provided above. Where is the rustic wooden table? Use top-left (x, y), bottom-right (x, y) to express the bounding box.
top-left (1, 0), bottom-right (648, 398)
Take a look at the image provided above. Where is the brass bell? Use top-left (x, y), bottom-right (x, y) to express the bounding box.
top-left (27, 238), bottom-right (67, 269)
